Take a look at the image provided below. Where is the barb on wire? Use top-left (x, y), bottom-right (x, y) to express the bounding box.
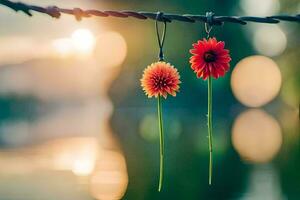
top-left (0, 0), bottom-right (300, 25)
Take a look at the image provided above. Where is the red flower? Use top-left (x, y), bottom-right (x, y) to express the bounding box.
top-left (190, 37), bottom-right (231, 80)
top-left (141, 61), bottom-right (181, 98)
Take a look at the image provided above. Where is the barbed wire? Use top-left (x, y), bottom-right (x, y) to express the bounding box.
top-left (1, 0), bottom-right (300, 25)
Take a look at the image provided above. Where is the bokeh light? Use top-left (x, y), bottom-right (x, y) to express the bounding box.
top-left (51, 137), bottom-right (98, 176)
top-left (52, 38), bottom-right (73, 57)
top-left (139, 114), bottom-right (158, 142)
top-left (71, 29), bottom-right (96, 54)
top-left (241, 165), bottom-right (285, 199)
top-left (253, 25), bottom-right (287, 57)
top-left (90, 150), bottom-right (128, 200)
top-left (231, 55), bottom-right (282, 107)
top-left (0, 36), bottom-right (51, 65)
top-left (95, 32), bottom-right (127, 68)
top-left (52, 29), bottom-right (96, 58)
top-left (240, 0), bottom-right (280, 16)
top-left (232, 109), bottom-right (282, 163)
top-left (72, 156), bottom-right (96, 176)
top-left (139, 114), bottom-right (182, 142)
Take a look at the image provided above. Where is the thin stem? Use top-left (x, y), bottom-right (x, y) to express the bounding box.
top-left (157, 95), bottom-right (164, 192)
top-left (207, 76), bottom-right (213, 185)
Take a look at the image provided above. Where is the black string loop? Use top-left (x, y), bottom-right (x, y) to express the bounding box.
top-left (155, 12), bottom-right (167, 61)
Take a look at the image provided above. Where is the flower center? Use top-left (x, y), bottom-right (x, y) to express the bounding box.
top-left (153, 77), bottom-right (167, 89)
top-left (203, 51), bottom-right (217, 63)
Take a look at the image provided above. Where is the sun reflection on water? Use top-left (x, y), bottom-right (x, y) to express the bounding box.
top-left (90, 150), bottom-right (128, 200)
top-left (48, 137), bottom-right (98, 176)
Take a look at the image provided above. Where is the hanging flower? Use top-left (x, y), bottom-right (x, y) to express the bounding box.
top-left (189, 37), bottom-right (231, 80)
top-left (189, 37), bottom-right (231, 185)
top-left (141, 61), bottom-right (181, 99)
top-left (140, 61), bottom-right (180, 192)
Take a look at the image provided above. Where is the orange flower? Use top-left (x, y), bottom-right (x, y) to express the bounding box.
top-left (190, 37), bottom-right (231, 80)
top-left (141, 61), bottom-right (181, 98)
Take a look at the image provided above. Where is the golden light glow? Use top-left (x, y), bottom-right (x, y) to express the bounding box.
top-left (232, 109), bottom-right (282, 163)
top-left (72, 157), bottom-right (95, 176)
top-left (231, 55), bottom-right (282, 107)
top-left (0, 36), bottom-right (51, 65)
top-left (90, 150), bottom-right (128, 200)
top-left (51, 137), bottom-right (98, 176)
top-left (71, 29), bottom-right (96, 54)
top-left (52, 29), bottom-right (96, 57)
top-left (52, 38), bottom-right (73, 57)
top-left (95, 32), bottom-right (127, 68)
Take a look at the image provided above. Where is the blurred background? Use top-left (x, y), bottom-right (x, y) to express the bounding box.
top-left (0, 0), bottom-right (299, 199)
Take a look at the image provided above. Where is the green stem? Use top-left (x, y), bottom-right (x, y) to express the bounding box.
top-left (157, 95), bottom-right (164, 192)
top-left (208, 76), bottom-right (213, 185)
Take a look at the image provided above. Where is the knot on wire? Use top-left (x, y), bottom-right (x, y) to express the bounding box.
top-left (46, 6), bottom-right (61, 18)
top-left (73, 8), bottom-right (90, 21)
top-left (206, 12), bottom-right (215, 26)
top-left (205, 12), bottom-right (218, 38)
top-left (156, 12), bottom-right (167, 61)
top-left (205, 12), bottom-right (223, 26)
top-left (156, 11), bottom-right (166, 22)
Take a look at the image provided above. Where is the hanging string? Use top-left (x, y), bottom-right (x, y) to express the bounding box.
top-left (155, 12), bottom-right (167, 61)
